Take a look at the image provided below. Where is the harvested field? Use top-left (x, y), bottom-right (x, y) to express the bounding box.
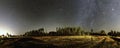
top-left (0, 36), bottom-right (119, 48)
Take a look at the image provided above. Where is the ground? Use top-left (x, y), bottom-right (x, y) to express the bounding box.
top-left (0, 36), bottom-right (120, 48)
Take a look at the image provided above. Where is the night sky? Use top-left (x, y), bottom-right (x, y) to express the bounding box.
top-left (0, 0), bottom-right (120, 35)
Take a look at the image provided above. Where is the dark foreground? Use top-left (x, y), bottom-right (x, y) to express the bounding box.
top-left (0, 36), bottom-right (120, 48)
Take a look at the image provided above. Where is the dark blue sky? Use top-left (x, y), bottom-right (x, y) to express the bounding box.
top-left (0, 0), bottom-right (119, 35)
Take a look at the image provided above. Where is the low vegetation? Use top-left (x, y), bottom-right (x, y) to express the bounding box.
top-left (0, 36), bottom-right (120, 48)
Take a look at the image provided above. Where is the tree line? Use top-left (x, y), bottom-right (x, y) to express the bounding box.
top-left (108, 30), bottom-right (120, 36)
top-left (23, 27), bottom-right (119, 36)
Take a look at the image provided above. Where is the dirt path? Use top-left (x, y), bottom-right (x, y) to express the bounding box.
top-left (92, 38), bottom-right (106, 48)
top-left (92, 37), bottom-right (119, 48)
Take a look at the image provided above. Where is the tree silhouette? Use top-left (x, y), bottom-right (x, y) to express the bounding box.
top-left (100, 30), bottom-right (106, 35)
top-left (24, 28), bottom-right (46, 36)
top-left (56, 27), bottom-right (82, 36)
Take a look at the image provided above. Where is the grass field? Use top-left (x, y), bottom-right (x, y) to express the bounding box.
top-left (0, 36), bottom-right (120, 48)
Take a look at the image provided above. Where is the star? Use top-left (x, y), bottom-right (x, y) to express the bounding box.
top-left (112, 8), bottom-right (115, 11)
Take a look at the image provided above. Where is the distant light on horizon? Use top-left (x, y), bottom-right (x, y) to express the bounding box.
top-left (0, 27), bottom-right (14, 35)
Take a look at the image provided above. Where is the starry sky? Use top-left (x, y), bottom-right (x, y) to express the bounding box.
top-left (0, 0), bottom-right (120, 35)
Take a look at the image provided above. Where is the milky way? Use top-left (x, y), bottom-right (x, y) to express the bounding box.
top-left (0, 0), bottom-right (120, 34)
top-left (77, 0), bottom-right (120, 32)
